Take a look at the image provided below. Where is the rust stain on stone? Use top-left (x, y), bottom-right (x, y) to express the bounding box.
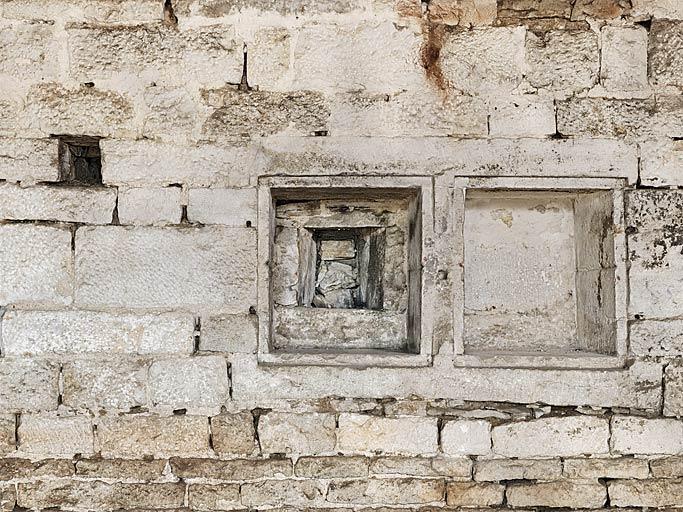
top-left (420, 19), bottom-right (447, 94)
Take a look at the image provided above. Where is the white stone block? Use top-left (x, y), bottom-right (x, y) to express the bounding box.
top-left (640, 139), bottom-right (683, 187)
top-left (601, 26), bottom-right (648, 92)
top-left (117, 187), bottom-right (182, 225)
top-left (337, 414), bottom-right (438, 455)
top-left (259, 413), bottom-right (336, 455)
top-left (187, 188), bottom-right (256, 226)
top-left (612, 416), bottom-right (683, 455)
top-left (488, 96), bottom-right (556, 137)
top-left (0, 138), bottom-right (59, 183)
top-left (18, 415), bottom-right (94, 456)
top-left (441, 419), bottom-right (491, 455)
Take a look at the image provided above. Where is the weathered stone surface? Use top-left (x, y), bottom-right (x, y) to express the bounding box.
top-left (640, 139), bottom-right (683, 187)
top-left (0, 138), bottom-right (59, 183)
top-left (0, 359), bottom-right (59, 412)
top-left (492, 416), bottom-right (609, 457)
top-left (474, 458), bottom-right (561, 481)
top-left (496, 0), bottom-right (572, 20)
top-left (650, 456), bottom-right (683, 478)
top-left (563, 458), bottom-right (650, 479)
top-left (488, 96), bottom-right (556, 137)
top-left (2, 310), bottom-right (193, 355)
top-left (0, 416), bottom-right (15, 456)
top-left (17, 415), bottom-right (93, 456)
top-left (118, 187), bottom-right (182, 225)
top-left (0, 486), bottom-right (13, 512)
top-left (572, 0), bottom-right (632, 19)
top-left (441, 419), bottom-right (491, 455)
top-left (633, 0), bottom-right (683, 18)
top-left (649, 20), bottom-right (683, 88)
top-left (170, 457), bottom-right (292, 479)
top-left (0, 0), bottom-right (163, 22)
top-left (0, 224), bottom-right (72, 306)
top-left (75, 226), bottom-right (255, 310)
top-left (327, 478), bottom-right (445, 505)
top-left (601, 26), bottom-right (648, 92)
top-left (62, 359), bottom-right (147, 411)
top-left (295, 456), bottom-right (370, 478)
top-left (371, 456), bottom-right (471, 479)
top-left (337, 414), bottom-right (438, 455)
top-left (0, 20), bottom-right (60, 81)
top-left (612, 416), bottom-right (683, 455)
top-left (665, 361), bottom-right (683, 417)
top-left (0, 184), bottom-right (115, 224)
top-left (427, 0), bottom-right (497, 26)
top-left (199, 314), bottom-right (257, 353)
top-left (446, 481), bottom-right (504, 507)
top-left (526, 30), bottom-right (599, 93)
top-left (0, 459), bottom-right (73, 480)
top-left (609, 479), bottom-right (683, 507)
top-left (211, 412), bottom-right (256, 456)
top-left (101, 140), bottom-right (262, 187)
top-left (506, 481), bottom-right (607, 508)
top-left (148, 356), bottom-right (230, 413)
top-left (259, 412), bottom-right (336, 455)
top-left (97, 415), bottom-right (210, 458)
top-left (187, 188), bottom-right (256, 226)
top-left (142, 85), bottom-right (199, 143)
top-left (18, 481), bottom-right (185, 510)
top-left (241, 479), bottom-right (325, 507)
top-left (201, 87), bottom-right (329, 140)
top-left (627, 190), bottom-right (683, 319)
top-left (557, 96), bottom-right (683, 139)
top-left (188, 484), bottom-right (240, 511)
top-left (25, 83), bottom-right (135, 138)
top-left (75, 459), bottom-right (166, 480)
top-left (631, 321), bottom-right (683, 357)
top-left (441, 27), bottom-right (525, 93)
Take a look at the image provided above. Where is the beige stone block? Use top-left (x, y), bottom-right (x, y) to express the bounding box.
top-left (506, 481), bottom-right (606, 508)
top-left (199, 314), bottom-right (258, 353)
top-left (609, 479), bottom-right (683, 507)
top-left (295, 456), bottom-right (370, 478)
top-left (640, 139), bottom-right (683, 187)
top-left (0, 359), bottom-right (59, 412)
top-left (75, 458), bottom-right (166, 481)
top-left (118, 187), bottom-right (182, 225)
top-left (259, 412), bottom-right (336, 455)
top-left (337, 414), bottom-right (438, 455)
top-left (612, 416), bottom-right (683, 455)
top-left (187, 188), bottom-right (256, 226)
top-left (0, 459), bottom-right (73, 480)
top-left (563, 458), bottom-right (650, 479)
top-left (632, 0), bottom-right (683, 18)
top-left (665, 361), bottom-right (683, 417)
top-left (170, 457), bottom-right (292, 480)
top-left (211, 412), bottom-right (256, 456)
top-left (17, 415), bottom-right (93, 457)
top-left (441, 419), bottom-right (491, 456)
top-left (649, 20), bottom-right (683, 88)
top-left (241, 479), bottom-right (325, 507)
top-left (427, 0), bottom-right (497, 25)
top-left (474, 458), bottom-right (561, 481)
top-left (97, 415), bottom-right (210, 458)
top-left (650, 456), bottom-right (683, 478)
top-left (327, 478), bottom-right (445, 505)
top-left (188, 484), bottom-right (240, 511)
top-left (0, 416), bottom-right (15, 456)
top-left (371, 456), bottom-right (471, 479)
top-left (446, 481), bottom-right (504, 507)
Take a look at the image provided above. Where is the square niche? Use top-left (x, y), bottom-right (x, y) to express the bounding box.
top-left (453, 178), bottom-right (627, 368)
top-left (257, 177), bottom-right (434, 366)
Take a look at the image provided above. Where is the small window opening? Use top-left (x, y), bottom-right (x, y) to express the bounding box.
top-left (57, 136), bottom-right (103, 185)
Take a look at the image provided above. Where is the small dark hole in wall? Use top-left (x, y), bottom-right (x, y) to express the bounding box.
top-left (56, 135), bottom-right (103, 185)
top-left (246, 220), bottom-right (252, 227)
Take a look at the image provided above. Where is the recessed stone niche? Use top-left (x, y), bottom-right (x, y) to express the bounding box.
top-left (462, 186), bottom-right (622, 359)
top-left (258, 177), bottom-right (433, 366)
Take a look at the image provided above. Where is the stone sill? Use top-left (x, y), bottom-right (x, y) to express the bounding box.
top-left (257, 349), bottom-right (431, 368)
top-left (454, 350), bottom-right (627, 370)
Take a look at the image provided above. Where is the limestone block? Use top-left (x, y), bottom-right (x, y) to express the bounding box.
top-left (563, 458), bottom-right (650, 479)
top-left (327, 478), bottom-right (445, 505)
top-left (506, 481), bottom-right (606, 508)
top-left (488, 96), bottom-right (556, 137)
top-left (258, 412), bottom-right (336, 455)
top-left (631, 320), bottom-right (683, 356)
top-left (441, 27), bottom-right (526, 93)
top-left (184, 0), bottom-right (365, 15)
top-left (0, 0), bottom-right (164, 23)
top-left (199, 314), bottom-right (257, 353)
top-left (142, 85), bottom-right (200, 143)
top-left (609, 479), bottom-right (683, 507)
top-left (665, 361), bottom-right (683, 417)
top-left (526, 30), bottom-right (599, 93)
top-left (0, 459), bottom-right (73, 480)
top-left (632, 0), bottom-right (683, 18)
top-left (328, 91), bottom-right (488, 137)
top-left (295, 456), bottom-right (370, 478)
top-left (649, 20), bottom-right (683, 88)
top-left (627, 190), bottom-right (683, 318)
top-left (0, 359), bottom-right (59, 412)
top-left (201, 87), bottom-right (329, 140)
top-left (97, 415), bottom-right (211, 458)
top-left (117, 187), bottom-right (182, 225)
top-left (0, 224), bottom-right (72, 306)
top-left (0, 20), bottom-right (60, 82)
top-left (148, 356), bottom-right (230, 413)
top-left (17, 415), bottom-right (94, 457)
top-left (170, 457), bottom-right (292, 479)
top-left (75, 226), bottom-right (256, 310)
top-left (291, 21), bottom-right (424, 94)
top-left (211, 412), bottom-right (256, 456)
top-left (0, 184), bottom-right (115, 224)
top-left (2, 310), bottom-right (193, 356)
top-left (188, 484), bottom-right (240, 511)
top-left (474, 458), bottom-right (561, 481)
top-left (25, 83), bottom-right (135, 138)
top-left (370, 456), bottom-right (471, 479)
top-left (0, 137), bottom-right (59, 183)
top-left (62, 359), bottom-right (147, 411)
top-left (601, 26), bottom-right (648, 92)
top-left (101, 140), bottom-right (262, 187)
top-left (187, 188), bottom-right (256, 226)
top-left (441, 419), bottom-right (491, 455)
top-left (640, 139), bottom-right (683, 187)
top-left (75, 458), bottom-right (166, 480)
top-left (446, 482), bottom-right (504, 507)
top-left (650, 456), bottom-right (683, 478)
top-left (612, 416), bottom-right (683, 454)
top-left (491, 416), bottom-right (609, 457)
top-left (427, 0), bottom-right (497, 25)
top-left (497, 0), bottom-right (572, 20)
top-left (17, 481), bottom-right (185, 510)
top-left (337, 414), bottom-right (438, 455)
top-left (0, 416), bottom-right (15, 456)
top-left (240, 480), bottom-right (325, 507)
top-left (0, 487), bottom-right (12, 512)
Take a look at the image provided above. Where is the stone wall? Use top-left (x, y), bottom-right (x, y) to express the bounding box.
top-left (0, 0), bottom-right (682, 510)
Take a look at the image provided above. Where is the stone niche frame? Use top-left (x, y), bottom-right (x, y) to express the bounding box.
top-left (257, 176), bottom-right (435, 367)
top-left (451, 177), bottom-right (628, 369)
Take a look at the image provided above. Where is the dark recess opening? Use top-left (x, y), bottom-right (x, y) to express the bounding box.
top-left (56, 135), bottom-right (103, 185)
